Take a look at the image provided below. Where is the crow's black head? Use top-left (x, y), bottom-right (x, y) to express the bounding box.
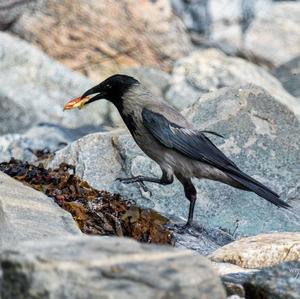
top-left (82, 74), bottom-right (139, 101)
top-left (64, 74), bottom-right (139, 110)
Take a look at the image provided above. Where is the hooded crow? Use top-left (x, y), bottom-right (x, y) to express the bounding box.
top-left (64, 74), bottom-right (291, 227)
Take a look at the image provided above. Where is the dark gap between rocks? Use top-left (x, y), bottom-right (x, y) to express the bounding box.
top-left (0, 158), bottom-right (174, 246)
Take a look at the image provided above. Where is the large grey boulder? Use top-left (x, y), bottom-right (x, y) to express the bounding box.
top-left (172, 1), bottom-right (300, 68)
top-left (165, 49), bottom-right (300, 117)
top-left (244, 1), bottom-right (300, 67)
top-left (0, 171), bottom-right (81, 249)
top-left (48, 84), bottom-right (300, 236)
top-left (0, 31), bottom-right (110, 130)
top-left (0, 236), bottom-right (227, 299)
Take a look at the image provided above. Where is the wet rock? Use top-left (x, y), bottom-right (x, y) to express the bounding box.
top-left (210, 232), bottom-right (300, 268)
top-left (166, 49), bottom-right (300, 116)
top-left (0, 31), bottom-right (111, 130)
top-left (48, 84), bottom-right (300, 237)
top-left (273, 56), bottom-right (300, 98)
top-left (0, 236), bottom-right (227, 299)
top-left (0, 171), bottom-right (81, 249)
top-left (244, 2), bottom-right (300, 67)
top-left (244, 261), bottom-right (300, 299)
top-left (11, 0), bottom-right (192, 80)
top-left (167, 216), bottom-right (235, 255)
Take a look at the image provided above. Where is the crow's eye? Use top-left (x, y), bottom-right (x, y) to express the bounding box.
top-left (106, 85), bottom-right (112, 89)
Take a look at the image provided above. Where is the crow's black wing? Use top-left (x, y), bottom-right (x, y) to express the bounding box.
top-left (142, 108), bottom-right (238, 170)
top-left (142, 108), bottom-right (290, 209)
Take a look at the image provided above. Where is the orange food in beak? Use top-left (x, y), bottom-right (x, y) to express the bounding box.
top-left (63, 96), bottom-right (91, 111)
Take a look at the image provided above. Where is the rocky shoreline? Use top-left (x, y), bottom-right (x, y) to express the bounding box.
top-left (0, 1), bottom-right (299, 298)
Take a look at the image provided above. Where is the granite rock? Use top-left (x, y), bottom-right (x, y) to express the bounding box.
top-left (210, 232), bottom-right (300, 268)
top-left (244, 261), bottom-right (300, 299)
top-left (0, 31), bottom-right (111, 130)
top-left (11, 0), bottom-right (192, 80)
top-left (0, 171), bottom-right (81, 250)
top-left (244, 2), bottom-right (300, 67)
top-left (0, 236), bottom-right (227, 299)
top-left (166, 49), bottom-right (300, 116)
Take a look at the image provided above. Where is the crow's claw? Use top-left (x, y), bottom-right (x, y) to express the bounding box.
top-left (116, 177), bottom-right (152, 196)
top-left (139, 181), bottom-right (153, 196)
top-left (116, 177), bottom-right (135, 184)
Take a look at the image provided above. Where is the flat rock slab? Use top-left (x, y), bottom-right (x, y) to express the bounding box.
top-left (0, 236), bottom-right (226, 299)
top-left (210, 232), bottom-right (300, 269)
top-left (0, 172), bottom-right (81, 249)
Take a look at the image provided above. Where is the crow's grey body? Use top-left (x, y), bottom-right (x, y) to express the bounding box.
top-left (73, 74), bottom-right (290, 226)
top-left (120, 85), bottom-right (237, 187)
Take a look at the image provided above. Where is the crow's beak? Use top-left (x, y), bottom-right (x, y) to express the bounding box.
top-left (63, 96), bottom-right (91, 111)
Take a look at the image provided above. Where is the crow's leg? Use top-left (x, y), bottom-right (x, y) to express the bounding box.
top-left (116, 170), bottom-right (173, 193)
top-left (177, 176), bottom-right (197, 227)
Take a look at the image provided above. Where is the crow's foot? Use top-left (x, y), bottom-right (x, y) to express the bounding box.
top-left (116, 177), bottom-right (152, 196)
top-left (116, 177), bottom-right (140, 184)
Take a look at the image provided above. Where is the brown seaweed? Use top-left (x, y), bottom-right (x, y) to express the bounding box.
top-left (0, 158), bottom-right (174, 245)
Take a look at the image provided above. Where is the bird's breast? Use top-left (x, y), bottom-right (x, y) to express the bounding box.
top-left (121, 112), bottom-right (139, 137)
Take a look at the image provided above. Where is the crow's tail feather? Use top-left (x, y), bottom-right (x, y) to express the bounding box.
top-left (226, 168), bottom-right (291, 209)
